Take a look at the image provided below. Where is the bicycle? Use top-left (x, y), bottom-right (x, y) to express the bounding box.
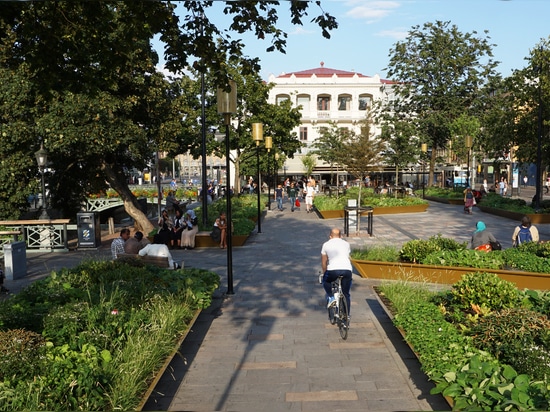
top-left (325, 274), bottom-right (350, 340)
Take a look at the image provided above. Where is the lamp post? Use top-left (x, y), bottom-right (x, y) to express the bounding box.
top-left (252, 123), bottom-right (263, 233)
top-left (465, 135), bottom-right (473, 188)
top-left (535, 45), bottom-right (544, 210)
top-left (217, 80), bottom-right (237, 295)
top-left (34, 143), bottom-right (49, 220)
top-left (421, 143), bottom-right (427, 199)
top-left (265, 135), bottom-right (272, 210)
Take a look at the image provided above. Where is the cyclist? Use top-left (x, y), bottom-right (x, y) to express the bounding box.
top-left (321, 228), bottom-right (352, 313)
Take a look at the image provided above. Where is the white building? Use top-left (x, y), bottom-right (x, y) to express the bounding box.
top-left (267, 62), bottom-right (395, 180)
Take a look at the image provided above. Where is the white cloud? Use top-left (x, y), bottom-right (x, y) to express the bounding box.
top-left (344, 0), bottom-right (401, 23)
top-left (375, 28), bottom-right (409, 40)
top-left (289, 27), bottom-right (315, 36)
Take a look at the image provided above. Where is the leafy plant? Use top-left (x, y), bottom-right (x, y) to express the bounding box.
top-left (399, 234), bottom-right (467, 263)
top-left (450, 272), bottom-right (520, 312)
top-left (350, 245), bottom-right (400, 262)
top-left (422, 249), bottom-right (504, 269)
top-left (469, 308), bottom-right (550, 380)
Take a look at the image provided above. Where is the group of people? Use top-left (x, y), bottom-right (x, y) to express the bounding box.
top-left (110, 228), bottom-right (180, 269)
top-left (273, 176), bottom-right (316, 213)
top-left (156, 208), bottom-right (199, 250)
top-left (470, 215), bottom-right (540, 252)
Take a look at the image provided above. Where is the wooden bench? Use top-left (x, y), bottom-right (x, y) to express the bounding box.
top-left (116, 254), bottom-right (182, 269)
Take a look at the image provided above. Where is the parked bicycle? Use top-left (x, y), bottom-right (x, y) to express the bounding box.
top-left (326, 274), bottom-right (350, 340)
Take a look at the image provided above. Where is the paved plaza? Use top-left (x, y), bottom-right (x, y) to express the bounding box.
top-left (6, 192), bottom-right (550, 411)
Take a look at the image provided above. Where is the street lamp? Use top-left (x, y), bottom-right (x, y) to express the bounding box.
top-left (265, 136), bottom-right (272, 210)
top-left (217, 80), bottom-right (237, 295)
top-left (34, 143), bottom-right (49, 220)
top-left (421, 143), bottom-right (427, 199)
top-left (465, 135), bottom-right (473, 188)
top-left (252, 123), bottom-right (263, 233)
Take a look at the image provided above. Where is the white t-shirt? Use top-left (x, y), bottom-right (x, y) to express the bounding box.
top-left (321, 238), bottom-right (352, 271)
top-left (139, 244), bottom-right (175, 268)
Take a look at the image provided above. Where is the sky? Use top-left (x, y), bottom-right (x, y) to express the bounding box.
top-left (155, 0), bottom-right (550, 81)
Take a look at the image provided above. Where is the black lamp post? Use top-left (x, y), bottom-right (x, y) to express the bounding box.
top-left (252, 123), bottom-right (263, 233)
top-left (535, 46), bottom-right (544, 210)
top-left (265, 136), bottom-right (272, 210)
top-left (465, 135), bottom-right (473, 188)
top-left (217, 80), bottom-right (237, 295)
top-left (34, 143), bottom-right (49, 220)
top-left (421, 143), bottom-right (427, 199)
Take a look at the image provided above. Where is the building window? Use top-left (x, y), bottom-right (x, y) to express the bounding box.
top-left (358, 95), bottom-right (372, 111)
top-left (317, 95), bottom-right (330, 111)
top-left (297, 95), bottom-right (310, 111)
top-left (299, 126), bottom-right (308, 141)
top-left (276, 94), bottom-right (290, 105)
top-left (338, 95), bottom-right (352, 111)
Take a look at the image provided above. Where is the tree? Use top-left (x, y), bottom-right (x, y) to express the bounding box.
top-left (0, 1), bottom-right (337, 224)
top-left (384, 21), bottom-right (498, 186)
top-left (311, 121), bottom-right (346, 189)
top-left (338, 120), bottom-right (385, 206)
top-left (301, 153), bottom-right (317, 178)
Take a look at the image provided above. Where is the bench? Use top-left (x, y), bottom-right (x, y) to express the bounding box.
top-left (116, 254), bottom-right (182, 269)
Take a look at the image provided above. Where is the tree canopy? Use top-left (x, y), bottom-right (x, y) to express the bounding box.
top-left (0, 1), bottom-right (337, 225)
top-left (384, 20), bottom-right (498, 186)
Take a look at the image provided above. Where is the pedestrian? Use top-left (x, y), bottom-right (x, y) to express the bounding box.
top-left (512, 215), bottom-right (539, 247)
top-left (498, 177), bottom-right (506, 196)
top-left (287, 182), bottom-right (298, 212)
top-left (181, 209), bottom-right (199, 249)
top-left (165, 190), bottom-right (180, 215)
top-left (275, 184), bottom-right (284, 211)
top-left (470, 221), bottom-right (499, 251)
top-left (546, 177), bottom-right (550, 194)
top-left (305, 181), bottom-right (315, 213)
top-left (111, 228), bottom-right (130, 259)
top-left (321, 228), bottom-right (353, 315)
top-left (463, 187), bottom-right (475, 215)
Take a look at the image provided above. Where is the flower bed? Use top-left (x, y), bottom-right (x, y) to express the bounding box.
top-left (0, 260), bottom-right (219, 411)
top-left (377, 274), bottom-right (550, 410)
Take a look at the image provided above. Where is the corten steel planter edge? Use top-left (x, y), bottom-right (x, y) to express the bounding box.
top-left (318, 204), bottom-right (429, 219)
top-left (352, 259), bottom-right (550, 290)
top-left (477, 205), bottom-right (550, 224)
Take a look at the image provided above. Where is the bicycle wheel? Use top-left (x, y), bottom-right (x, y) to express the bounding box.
top-left (338, 295), bottom-right (349, 340)
top-left (328, 303), bottom-right (337, 325)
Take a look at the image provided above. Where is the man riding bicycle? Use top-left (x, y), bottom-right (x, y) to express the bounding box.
top-left (321, 228), bottom-right (352, 314)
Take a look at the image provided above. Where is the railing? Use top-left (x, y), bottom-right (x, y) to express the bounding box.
top-left (86, 197), bottom-right (166, 212)
top-left (0, 220), bottom-right (71, 254)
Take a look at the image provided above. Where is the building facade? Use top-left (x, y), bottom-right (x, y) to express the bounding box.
top-left (267, 62), bottom-right (394, 182)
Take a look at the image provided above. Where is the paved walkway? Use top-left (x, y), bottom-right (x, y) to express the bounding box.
top-left (6, 195), bottom-right (550, 411)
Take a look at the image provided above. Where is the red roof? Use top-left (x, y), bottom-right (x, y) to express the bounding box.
top-left (277, 66), bottom-right (369, 79)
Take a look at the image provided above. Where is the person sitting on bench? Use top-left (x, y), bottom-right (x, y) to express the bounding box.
top-left (138, 240), bottom-right (180, 269)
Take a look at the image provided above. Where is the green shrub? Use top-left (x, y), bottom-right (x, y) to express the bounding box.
top-left (469, 308), bottom-right (550, 380)
top-left (0, 329), bottom-right (45, 381)
top-left (422, 249), bottom-right (504, 269)
top-left (350, 245), bottom-right (400, 262)
top-left (450, 272), bottom-right (520, 312)
top-left (501, 246), bottom-right (550, 273)
top-left (399, 234), bottom-right (467, 263)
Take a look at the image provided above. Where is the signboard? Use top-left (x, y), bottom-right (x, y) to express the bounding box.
top-left (512, 166), bottom-right (519, 189)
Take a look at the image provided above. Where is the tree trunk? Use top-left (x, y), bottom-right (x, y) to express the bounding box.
top-left (429, 145), bottom-right (437, 187)
top-left (101, 162), bottom-right (154, 235)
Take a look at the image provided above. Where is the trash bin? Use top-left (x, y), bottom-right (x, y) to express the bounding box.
top-left (3, 241), bottom-right (27, 280)
top-left (77, 212), bottom-right (102, 248)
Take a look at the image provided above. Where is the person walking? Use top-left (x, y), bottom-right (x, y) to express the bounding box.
top-left (512, 215), bottom-right (539, 247)
top-left (464, 187), bottom-right (475, 215)
top-left (275, 184), bottom-right (284, 211)
top-left (111, 228), bottom-right (130, 259)
top-left (499, 177), bottom-right (506, 196)
top-left (321, 228), bottom-right (353, 315)
top-left (287, 182), bottom-right (298, 212)
top-left (305, 182), bottom-right (315, 213)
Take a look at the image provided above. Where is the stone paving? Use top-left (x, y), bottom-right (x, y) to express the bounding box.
top-left (7, 191), bottom-right (550, 411)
